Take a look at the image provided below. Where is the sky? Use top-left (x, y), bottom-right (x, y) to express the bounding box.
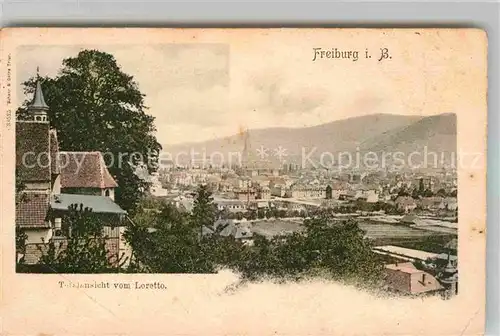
top-left (16, 30), bottom-right (485, 146)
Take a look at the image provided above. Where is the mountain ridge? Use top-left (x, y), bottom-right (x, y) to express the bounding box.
top-left (162, 113), bottom-right (456, 166)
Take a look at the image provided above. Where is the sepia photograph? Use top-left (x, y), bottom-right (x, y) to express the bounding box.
top-left (1, 28), bottom-right (487, 335)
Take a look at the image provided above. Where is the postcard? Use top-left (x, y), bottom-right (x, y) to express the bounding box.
top-left (0, 28), bottom-right (487, 335)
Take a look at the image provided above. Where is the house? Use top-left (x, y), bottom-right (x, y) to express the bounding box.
top-left (356, 188), bottom-right (379, 203)
top-left (214, 198), bottom-right (247, 213)
top-left (395, 196), bottom-right (417, 213)
top-left (443, 197), bottom-right (458, 211)
top-left (235, 188), bottom-right (257, 202)
top-left (16, 76), bottom-right (130, 266)
top-left (419, 197), bottom-right (445, 211)
top-left (400, 214), bottom-right (418, 224)
top-left (270, 183), bottom-right (287, 197)
top-left (16, 80), bottom-right (62, 247)
top-left (384, 262), bottom-right (443, 295)
top-left (251, 175), bottom-right (271, 188)
top-left (59, 151), bottom-right (118, 199)
top-left (203, 219), bottom-right (254, 245)
top-left (339, 190), bottom-right (359, 201)
top-left (286, 183), bottom-right (326, 199)
top-left (325, 181), bottom-right (350, 200)
top-left (257, 186), bottom-right (271, 200)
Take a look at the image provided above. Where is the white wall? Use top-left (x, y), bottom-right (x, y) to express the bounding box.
top-left (52, 174), bottom-right (61, 195)
top-left (25, 228), bottom-right (53, 244)
top-left (101, 188), bottom-right (115, 201)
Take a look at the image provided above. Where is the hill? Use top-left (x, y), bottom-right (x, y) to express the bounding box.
top-left (162, 113), bottom-right (456, 169)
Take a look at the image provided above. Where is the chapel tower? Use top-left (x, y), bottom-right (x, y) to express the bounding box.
top-left (28, 68), bottom-right (49, 123)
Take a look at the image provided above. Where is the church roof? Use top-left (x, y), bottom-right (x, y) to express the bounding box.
top-left (16, 193), bottom-right (51, 228)
top-left (51, 193), bottom-right (126, 214)
top-left (60, 151), bottom-right (118, 189)
top-left (30, 80), bottom-right (49, 111)
top-left (16, 121), bottom-right (51, 182)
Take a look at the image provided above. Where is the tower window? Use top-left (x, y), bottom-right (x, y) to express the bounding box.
top-left (105, 189), bottom-right (110, 197)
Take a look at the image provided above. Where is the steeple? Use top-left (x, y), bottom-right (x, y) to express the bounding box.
top-left (241, 129), bottom-right (251, 167)
top-left (28, 67), bottom-right (49, 123)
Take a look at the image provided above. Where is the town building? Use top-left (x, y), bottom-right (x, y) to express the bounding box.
top-left (258, 186), bottom-right (271, 200)
top-left (202, 219), bottom-right (254, 245)
top-left (418, 196), bottom-right (445, 211)
top-left (395, 196), bottom-right (417, 213)
top-left (384, 262), bottom-right (443, 295)
top-left (15, 76), bottom-right (130, 266)
top-left (59, 151), bottom-right (118, 199)
top-left (285, 183), bottom-right (326, 199)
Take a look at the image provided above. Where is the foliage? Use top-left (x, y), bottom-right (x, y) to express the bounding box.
top-left (392, 235), bottom-right (456, 255)
top-left (16, 227), bottom-right (28, 257)
top-left (126, 203), bottom-right (215, 273)
top-left (235, 214), bottom-right (383, 285)
top-left (15, 170), bottom-right (28, 262)
top-left (191, 184), bottom-right (217, 231)
top-left (126, 185), bottom-right (383, 287)
top-left (37, 204), bottom-right (117, 273)
top-left (17, 50), bottom-right (161, 213)
top-left (15, 169), bottom-right (27, 205)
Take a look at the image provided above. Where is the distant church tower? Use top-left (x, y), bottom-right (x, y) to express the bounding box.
top-left (29, 67), bottom-right (49, 123)
top-left (241, 129), bottom-right (251, 167)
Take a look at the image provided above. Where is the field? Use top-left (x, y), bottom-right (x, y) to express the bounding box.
top-left (248, 218), bottom-right (442, 241)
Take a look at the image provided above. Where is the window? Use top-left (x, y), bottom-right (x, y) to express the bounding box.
top-left (105, 189), bottom-right (110, 197)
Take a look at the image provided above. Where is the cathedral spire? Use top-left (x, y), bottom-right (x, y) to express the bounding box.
top-left (28, 68), bottom-right (49, 122)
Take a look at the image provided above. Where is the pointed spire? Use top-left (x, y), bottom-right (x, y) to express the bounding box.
top-left (28, 68), bottom-right (49, 122)
top-left (31, 79), bottom-right (49, 111)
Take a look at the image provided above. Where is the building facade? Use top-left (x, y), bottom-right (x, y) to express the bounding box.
top-left (16, 76), bottom-right (131, 267)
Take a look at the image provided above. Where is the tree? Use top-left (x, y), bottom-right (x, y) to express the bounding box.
top-left (436, 188), bottom-right (447, 197)
top-left (15, 169), bottom-right (27, 205)
top-left (125, 185), bottom-right (228, 273)
top-left (126, 203), bottom-right (217, 273)
top-left (15, 170), bottom-right (28, 263)
top-left (397, 188), bottom-right (410, 197)
top-left (16, 226), bottom-right (28, 264)
top-left (37, 204), bottom-right (117, 273)
top-left (423, 188), bottom-right (434, 197)
top-left (235, 209), bottom-right (383, 285)
top-left (17, 50), bottom-right (161, 213)
top-left (191, 184), bottom-right (217, 234)
top-left (246, 210), bottom-right (257, 221)
top-left (411, 188), bottom-right (420, 200)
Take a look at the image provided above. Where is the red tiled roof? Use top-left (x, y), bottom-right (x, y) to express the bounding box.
top-left (16, 193), bottom-right (50, 228)
top-left (60, 151), bottom-right (118, 189)
top-left (16, 122), bottom-right (51, 182)
top-left (386, 262), bottom-right (422, 274)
